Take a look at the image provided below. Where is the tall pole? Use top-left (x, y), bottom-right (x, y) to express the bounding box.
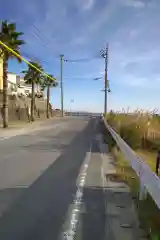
top-left (104, 44), bottom-right (108, 116)
top-left (101, 44), bottom-right (108, 116)
top-left (60, 54), bottom-right (64, 117)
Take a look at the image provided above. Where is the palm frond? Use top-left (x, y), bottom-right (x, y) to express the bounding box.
top-left (22, 61), bottom-right (45, 85)
top-left (42, 74), bottom-right (57, 88)
top-left (0, 20), bottom-right (25, 60)
top-left (11, 32), bottom-right (24, 39)
top-left (1, 20), bottom-right (9, 34)
top-left (8, 23), bottom-right (16, 32)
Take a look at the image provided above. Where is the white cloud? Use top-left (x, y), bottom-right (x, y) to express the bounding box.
top-left (84, 1), bottom-right (118, 37)
top-left (71, 36), bottom-right (86, 46)
top-left (124, 77), bottom-right (147, 87)
top-left (121, 0), bottom-right (145, 8)
top-left (77, 0), bottom-right (94, 11)
top-left (147, 1), bottom-right (157, 9)
top-left (129, 29), bottom-right (139, 38)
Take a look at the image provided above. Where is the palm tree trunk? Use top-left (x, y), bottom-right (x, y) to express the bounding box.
top-left (2, 55), bottom-right (9, 128)
top-left (31, 81), bottom-right (35, 121)
top-left (46, 86), bottom-right (50, 119)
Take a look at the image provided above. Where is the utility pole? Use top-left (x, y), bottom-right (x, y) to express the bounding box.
top-left (101, 43), bottom-right (108, 116)
top-left (60, 54), bottom-right (64, 117)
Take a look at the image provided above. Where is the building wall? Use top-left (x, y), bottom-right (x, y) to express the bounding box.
top-left (0, 68), bottom-right (48, 122)
top-left (0, 57), bottom-right (3, 90)
top-left (20, 77), bottom-right (25, 86)
top-left (24, 86), bottom-right (32, 96)
top-left (18, 88), bottom-right (25, 95)
top-left (8, 73), bottom-right (17, 85)
top-left (8, 81), bottom-right (18, 94)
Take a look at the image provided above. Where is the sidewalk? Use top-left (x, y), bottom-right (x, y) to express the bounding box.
top-left (100, 138), bottom-right (148, 240)
top-left (0, 117), bottom-right (62, 140)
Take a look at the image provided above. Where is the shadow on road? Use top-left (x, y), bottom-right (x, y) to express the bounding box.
top-left (75, 122), bottom-right (107, 240)
top-left (0, 119), bottom-right (95, 240)
top-left (76, 186), bottom-right (106, 240)
top-left (0, 188), bottom-right (26, 219)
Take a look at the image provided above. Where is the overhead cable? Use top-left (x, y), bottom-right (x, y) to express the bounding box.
top-left (0, 39), bottom-right (56, 81)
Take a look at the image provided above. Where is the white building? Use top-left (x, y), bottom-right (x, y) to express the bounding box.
top-left (16, 75), bottom-right (32, 96)
top-left (7, 72), bottom-right (43, 98)
top-left (7, 72), bottom-right (18, 96)
top-left (8, 72), bottom-right (17, 85)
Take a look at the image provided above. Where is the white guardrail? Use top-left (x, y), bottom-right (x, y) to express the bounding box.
top-left (104, 120), bottom-right (160, 209)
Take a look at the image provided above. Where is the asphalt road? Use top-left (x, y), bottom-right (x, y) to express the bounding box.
top-left (0, 116), bottom-right (106, 240)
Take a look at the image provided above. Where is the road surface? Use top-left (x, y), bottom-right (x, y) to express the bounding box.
top-left (0, 117), bottom-right (141, 240)
top-left (0, 117), bottom-right (107, 240)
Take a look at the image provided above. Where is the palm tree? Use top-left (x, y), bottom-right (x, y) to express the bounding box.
top-left (41, 75), bottom-right (57, 118)
top-left (22, 62), bottom-right (44, 121)
top-left (0, 20), bottom-right (25, 128)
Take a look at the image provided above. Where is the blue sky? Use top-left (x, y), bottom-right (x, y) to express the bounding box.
top-left (1, 0), bottom-right (160, 112)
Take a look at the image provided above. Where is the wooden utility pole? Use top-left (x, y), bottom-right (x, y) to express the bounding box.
top-left (60, 54), bottom-right (64, 117)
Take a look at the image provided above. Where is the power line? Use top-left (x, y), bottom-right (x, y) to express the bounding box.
top-left (31, 25), bottom-right (52, 51)
top-left (31, 24), bottom-right (60, 57)
top-left (21, 51), bottom-right (44, 63)
top-left (28, 24), bottom-right (103, 63)
top-left (21, 51), bottom-right (52, 68)
top-left (32, 24), bottom-right (51, 45)
top-left (0, 39), bottom-right (56, 81)
top-left (63, 76), bottom-right (103, 81)
top-left (15, 20), bottom-right (104, 65)
top-left (64, 53), bottom-right (101, 63)
top-left (31, 31), bottom-right (52, 52)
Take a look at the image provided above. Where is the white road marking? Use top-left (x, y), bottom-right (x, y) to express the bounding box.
top-left (63, 146), bottom-right (92, 240)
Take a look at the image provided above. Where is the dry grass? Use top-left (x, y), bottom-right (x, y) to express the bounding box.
top-left (107, 111), bottom-right (160, 135)
top-left (136, 150), bottom-right (157, 172)
top-left (107, 111), bottom-right (160, 170)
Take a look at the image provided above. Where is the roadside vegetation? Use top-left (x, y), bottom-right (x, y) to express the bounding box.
top-left (105, 111), bottom-right (160, 239)
top-left (107, 110), bottom-right (160, 172)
